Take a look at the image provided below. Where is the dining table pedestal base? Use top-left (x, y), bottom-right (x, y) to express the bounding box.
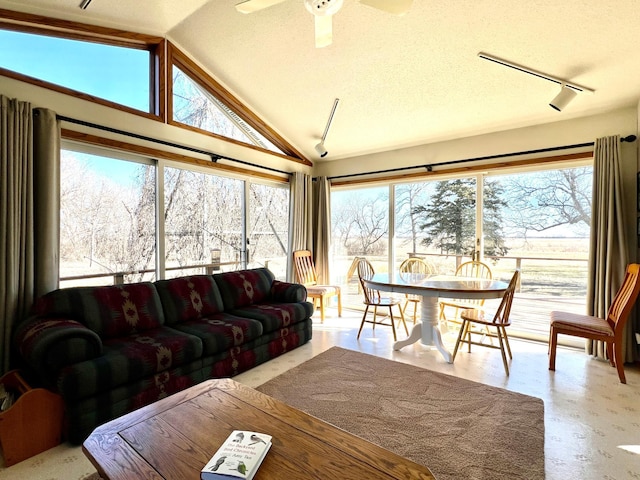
top-left (393, 296), bottom-right (453, 363)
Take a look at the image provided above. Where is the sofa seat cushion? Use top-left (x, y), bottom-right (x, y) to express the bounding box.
top-left (32, 283), bottom-right (165, 339)
top-left (155, 275), bottom-right (225, 325)
top-left (56, 326), bottom-right (202, 400)
top-left (171, 313), bottom-right (264, 356)
top-left (230, 301), bottom-right (313, 334)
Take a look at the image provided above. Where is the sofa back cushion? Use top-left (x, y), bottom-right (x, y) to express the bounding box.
top-left (155, 275), bottom-right (225, 325)
top-left (32, 283), bottom-right (164, 339)
top-left (213, 268), bottom-right (275, 309)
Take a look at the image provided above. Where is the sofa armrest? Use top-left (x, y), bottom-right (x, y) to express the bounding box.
top-left (270, 280), bottom-right (307, 303)
top-left (14, 317), bottom-right (103, 377)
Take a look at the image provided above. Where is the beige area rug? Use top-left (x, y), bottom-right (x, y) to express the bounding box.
top-left (256, 347), bottom-right (545, 480)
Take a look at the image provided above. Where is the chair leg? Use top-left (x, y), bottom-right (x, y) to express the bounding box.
top-left (388, 307), bottom-right (397, 341)
top-left (373, 305), bottom-right (378, 332)
top-left (501, 327), bottom-right (512, 359)
top-left (613, 343), bottom-right (626, 384)
top-left (548, 326), bottom-right (557, 371)
top-left (398, 304), bottom-right (408, 336)
top-left (496, 326), bottom-right (510, 376)
top-left (606, 342), bottom-right (614, 367)
top-left (319, 296), bottom-right (325, 324)
top-left (337, 291), bottom-right (343, 317)
top-left (357, 305), bottom-right (369, 339)
top-left (452, 319), bottom-right (467, 361)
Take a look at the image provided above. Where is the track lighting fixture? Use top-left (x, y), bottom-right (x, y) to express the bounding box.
top-left (315, 142), bottom-right (328, 157)
top-left (315, 98), bottom-right (339, 158)
top-left (478, 52), bottom-right (594, 112)
top-left (549, 84), bottom-right (578, 112)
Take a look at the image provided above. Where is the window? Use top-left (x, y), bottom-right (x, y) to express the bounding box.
top-left (163, 167), bottom-right (244, 278)
top-left (331, 186), bottom-right (389, 308)
top-left (168, 44), bottom-right (307, 161)
top-left (172, 66), bottom-right (284, 154)
top-left (395, 178), bottom-right (477, 273)
top-left (331, 162), bottom-right (592, 345)
top-left (0, 28), bottom-right (153, 113)
top-left (60, 149), bottom-right (156, 286)
top-left (61, 145), bottom-right (292, 284)
top-left (247, 183), bottom-right (290, 278)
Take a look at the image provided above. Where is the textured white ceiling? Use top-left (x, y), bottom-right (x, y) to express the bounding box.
top-left (2, 0), bottom-right (640, 163)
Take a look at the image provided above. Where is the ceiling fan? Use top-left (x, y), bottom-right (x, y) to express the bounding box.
top-left (235, 0), bottom-right (412, 48)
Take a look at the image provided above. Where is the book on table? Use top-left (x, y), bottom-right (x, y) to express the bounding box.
top-left (201, 430), bottom-right (272, 480)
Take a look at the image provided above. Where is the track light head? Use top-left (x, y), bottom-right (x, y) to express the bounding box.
top-left (550, 84), bottom-right (578, 112)
top-left (315, 142), bottom-right (328, 158)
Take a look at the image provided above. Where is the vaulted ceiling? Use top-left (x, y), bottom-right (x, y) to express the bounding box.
top-left (2, 0), bottom-right (640, 163)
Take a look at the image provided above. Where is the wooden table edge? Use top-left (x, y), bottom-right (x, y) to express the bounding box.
top-left (83, 378), bottom-right (436, 480)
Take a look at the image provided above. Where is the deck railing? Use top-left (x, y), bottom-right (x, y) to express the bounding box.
top-left (60, 260), bottom-right (241, 287)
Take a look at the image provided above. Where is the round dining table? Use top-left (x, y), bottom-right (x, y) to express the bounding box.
top-left (362, 272), bottom-right (509, 363)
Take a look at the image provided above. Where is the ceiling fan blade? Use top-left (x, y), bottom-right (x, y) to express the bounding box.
top-left (358, 0), bottom-right (412, 15)
top-left (314, 15), bottom-right (332, 48)
top-left (235, 0), bottom-right (287, 14)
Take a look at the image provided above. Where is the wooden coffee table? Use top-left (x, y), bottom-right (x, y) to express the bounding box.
top-left (83, 379), bottom-right (435, 479)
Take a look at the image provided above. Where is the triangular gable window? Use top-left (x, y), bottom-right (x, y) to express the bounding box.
top-left (172, 65), bottom-right (283, 154)
top-left (168, 44), bottom-right (307, 161)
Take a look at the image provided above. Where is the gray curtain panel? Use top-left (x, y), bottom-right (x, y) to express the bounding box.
top-left (313, 176), bottom-right (331, 284)
top-left (287, 172), bottom-right (313, 281)
top-left (0, 95), bottom-right (59, 374)
top-left (586, 135), bottom-right (631, 361)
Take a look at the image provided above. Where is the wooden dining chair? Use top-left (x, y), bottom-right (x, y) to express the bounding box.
top-left (356, 258), bottom-right (408, 341)
top-left (439, 260), bottom-right (493, 328)
top-left (398, 257), bottom-right (435, 324)
top-left (549, 263), bottom-right (640, 384)
top-left (452, 270), bottom-right (520, 375)
top-left (293, 250), bottom-right (342, 323)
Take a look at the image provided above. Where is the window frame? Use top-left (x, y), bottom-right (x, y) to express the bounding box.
top-left (0, 8), bottom-right (165, 120)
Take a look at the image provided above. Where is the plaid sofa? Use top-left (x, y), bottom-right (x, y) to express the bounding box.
top-left (14, 268), bottom-right (313, 443)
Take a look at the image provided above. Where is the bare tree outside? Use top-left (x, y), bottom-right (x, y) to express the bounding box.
top-left (164, 167), bottom-right (244, 276)
top-left (395, 182), bottom-right (432, 253)
top-left (332, 188), bottom-right (389, 256)
top-left (499, 166), bottom-right (592, 238)
top-left (248, 183), bottom-right (290, 277)
top-left (60, 151), bottom-right (156, 285)
top-left (60, 151), bottom-right (290, 285)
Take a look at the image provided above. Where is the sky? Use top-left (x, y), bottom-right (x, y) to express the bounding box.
top-left (0, 29), bottom-right (149, 111)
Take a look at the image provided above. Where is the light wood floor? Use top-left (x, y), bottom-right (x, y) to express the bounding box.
top-left (1, 307), bottom-right (639, 480)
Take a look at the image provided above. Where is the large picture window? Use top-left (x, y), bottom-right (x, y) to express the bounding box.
top-left (331, 164), bottom-right (592, 346)
top-left (60, 149), bottom-right (156, 286)
top-left (61, 144), bottom-right (291, 286)
top-left (163, 167), bottom-right (244, 278)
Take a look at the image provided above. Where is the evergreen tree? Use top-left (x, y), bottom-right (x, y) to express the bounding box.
top-left (412, 179), bottom-right (508, 257)
top-left (482, 180), bottom-right (509, 257)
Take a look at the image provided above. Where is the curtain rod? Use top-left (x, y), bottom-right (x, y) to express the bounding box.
top-left (56, 115), bottom-right (291, 176)
top-left (325, 135), bottom-right (637, 181)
